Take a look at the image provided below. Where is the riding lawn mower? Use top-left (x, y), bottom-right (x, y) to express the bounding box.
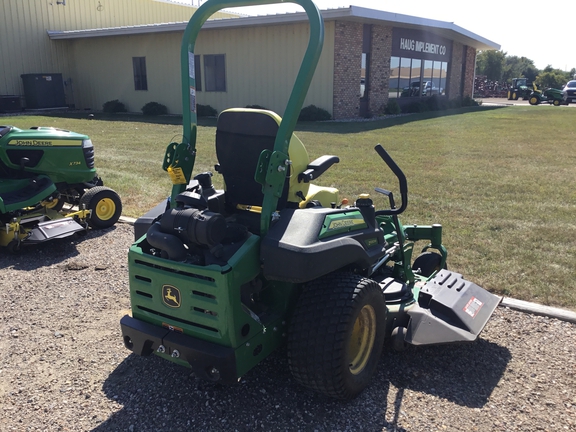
top-left (0, 125), bottom-right (122, 253)
top-left (119, 0), bottom-right (501, 399)
top-left (528, 83), bottom-right (568, 106)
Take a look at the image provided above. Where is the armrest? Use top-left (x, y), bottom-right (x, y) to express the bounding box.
top-left (298, 155), bottom-right (339, 183)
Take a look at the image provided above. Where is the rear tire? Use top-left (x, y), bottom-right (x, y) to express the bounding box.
top-left (529, 96), bottom-right (539, 106)
top-left (553, 99), bottom-right (561, 106)
top-left (512, 91), bottom-right (518, 100)
top-left (287, 272), bottom-right (386, 400)
top-left (79, 186), bottom-right (122, 229)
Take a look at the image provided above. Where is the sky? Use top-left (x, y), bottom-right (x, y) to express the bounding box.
top-left (180, 0), bottom-right (574, 72)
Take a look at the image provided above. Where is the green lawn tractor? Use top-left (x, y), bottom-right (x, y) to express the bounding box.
top-left (528, 83), bottom-right (567, 106)
top-left (0, 125), bottom-right (122, 252)
top-left (120, 0), bottom-right (501, 400)
top-left (507, 77), bottom-right (533, 100)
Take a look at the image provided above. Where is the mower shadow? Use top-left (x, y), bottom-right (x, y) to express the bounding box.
top-left (0, 226), bottom-right (118, 270)
top-left (94, 338), bottom-right (510, 431)
top-left (383, 338), bottom-right (511, 407)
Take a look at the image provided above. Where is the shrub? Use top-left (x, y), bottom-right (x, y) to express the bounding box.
top-left (298, 104), bottom-right (331, 121)
top-left (403, 101), bottom-right (427, 113)
top-left (245, 104), bottom-right (268, 110)
top-left (141, 101), bottom-right (168, 116)
top-left (197, 104), bottom-right (217, 117)
top-left (462, 96), bottom-right (480, 107)
top-left (384, 99), bottom-right (401, 115)
top-left (448, 98), bottom-right (463, 109)
top-left (423, 95), bottom-right (450, 111)
top-left (102, 99), bottom-right (127, 113)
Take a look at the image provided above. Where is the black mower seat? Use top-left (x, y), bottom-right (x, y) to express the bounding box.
top-left (215, 109), bottom-right (339, 224)
top-left (0, 176), bottom-right (56, 213)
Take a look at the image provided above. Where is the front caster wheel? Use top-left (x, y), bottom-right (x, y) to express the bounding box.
top-left (412, 251), bottom-right (446, 277)
top-left (7, 240), bottom-right (21, 254)
top-left (391, 326), bottom-right (408, 352)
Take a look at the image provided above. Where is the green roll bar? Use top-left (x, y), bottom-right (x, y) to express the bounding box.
top-left (162, 0), bottom-right (324, 236)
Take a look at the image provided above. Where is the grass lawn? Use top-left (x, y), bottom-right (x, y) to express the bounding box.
top-left (3, 106), bottom-right (575, 309)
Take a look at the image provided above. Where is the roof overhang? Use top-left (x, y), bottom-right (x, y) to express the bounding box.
top-left (47, 5), bottom-right (499, 51)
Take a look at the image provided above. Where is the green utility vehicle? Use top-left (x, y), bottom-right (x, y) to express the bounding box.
top-left (120, 0), bottom-right (501, 399)
top-left (0, 125), bottom-right (122, 252)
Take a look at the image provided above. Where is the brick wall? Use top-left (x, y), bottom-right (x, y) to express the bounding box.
top-left (367, 25), bottom-right (393, 116)
top-left (447, 41), bottom-right (463, 99)
top-left (332, 21), bottom-right (362, 119)
top-left (463, 46), bottom-right (477, 98)
top-left (333, 23), bottom-right (477, 116)
top-left (447, 42), bottom-right (477, 100)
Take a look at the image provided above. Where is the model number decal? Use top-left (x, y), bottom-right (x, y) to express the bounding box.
top-left (328, 219), bottom-right (365, 230)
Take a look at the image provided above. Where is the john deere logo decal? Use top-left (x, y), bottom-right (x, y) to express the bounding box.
top-left (162, 285), bottom-right (181, 308)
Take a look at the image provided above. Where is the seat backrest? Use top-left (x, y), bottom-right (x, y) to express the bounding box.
top-left (215, 108), bottom-right (310, 212)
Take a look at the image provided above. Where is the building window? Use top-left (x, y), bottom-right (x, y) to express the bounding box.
top-left (132, 57), bottom-right (148, 91)
top-left (390, 56), bottom-right (448, 99)
top-left (204, 54), bottom-right (226, 92)
top-left (194, 54), bottom-right (202, 92)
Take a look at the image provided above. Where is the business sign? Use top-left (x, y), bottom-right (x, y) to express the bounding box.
top-left (392, 29), bottom-right (452, 61)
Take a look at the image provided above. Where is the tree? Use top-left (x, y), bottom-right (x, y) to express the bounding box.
top-left (476, 50), bottom-right (506, 81)
top-left (536, 66), bottom-right (571, 89)
top-left (503, 56), bottom-right (538, 83)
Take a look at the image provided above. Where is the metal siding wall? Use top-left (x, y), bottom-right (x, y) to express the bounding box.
top-left (0, 0), bottom-right (73, 99)
top-left (70, 32), bottom-right (183, 113)
top-left (196, 21), bottom-right (334, 116)
top-left (0, 0), bottom-right (234, 99)
top-left (68, 20), bottom-right (334, 116)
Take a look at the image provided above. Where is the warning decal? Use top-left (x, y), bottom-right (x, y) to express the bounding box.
top-left (463, 297), bottom-right (484, 318)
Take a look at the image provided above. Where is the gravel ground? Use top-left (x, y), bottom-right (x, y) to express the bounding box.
top-left (1, 223), bottom-right (575, 432)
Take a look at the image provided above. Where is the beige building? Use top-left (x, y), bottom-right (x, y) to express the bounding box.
top-left (0, 0), bottom-right (236, 112)
top-left (0, 0), bottom-right (499, 119)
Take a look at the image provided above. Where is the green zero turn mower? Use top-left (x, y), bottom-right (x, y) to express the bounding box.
top-left (0, 125), bottom-right (122, 253)
top-left (120, 0), bottom-right (501, 399)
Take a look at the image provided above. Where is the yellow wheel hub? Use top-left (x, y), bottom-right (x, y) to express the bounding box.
top-left (95, 198), bottom-right (116, 220)
top-left (348, 304), bottom-right (377, 375)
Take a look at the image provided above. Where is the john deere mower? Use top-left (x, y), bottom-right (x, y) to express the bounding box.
top-left (528, 83), bottom-right (567, 106)
top-left (120, 0), bottom-right (501, 400)
top-left (0, 125), bottom-right (122, 252)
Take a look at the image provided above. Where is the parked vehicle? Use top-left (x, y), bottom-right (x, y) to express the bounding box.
top-left (401, 81), bottom-right (442, 97)
top-left (562, 80), bottom-right (576, 103)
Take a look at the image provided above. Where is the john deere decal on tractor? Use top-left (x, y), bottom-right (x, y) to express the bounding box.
top-left (120, 0), bottom-right (501, 399)
top-left (0, 125), bottom-right (122, 252)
